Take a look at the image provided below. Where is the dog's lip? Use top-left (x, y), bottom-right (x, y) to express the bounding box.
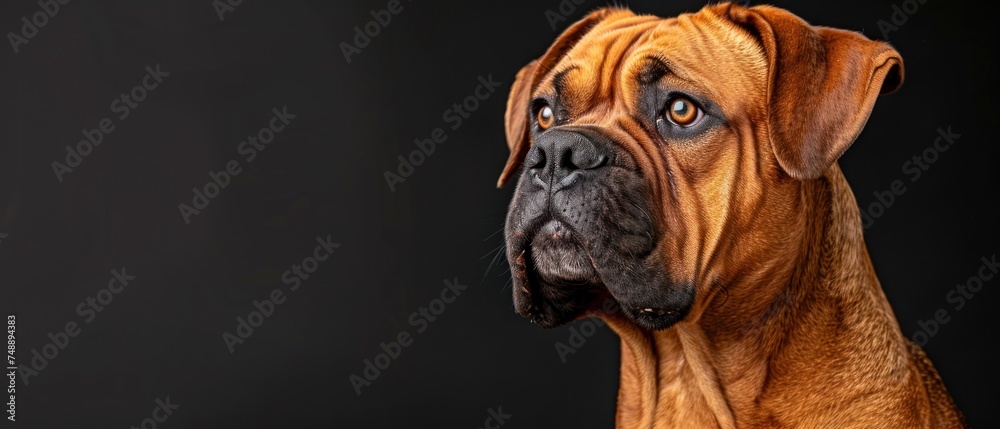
top-left (511, 246), bottom-right (539, 318)
top-left (512, 237), bottom-right (686, 330)
top-left (507, 212), bottom-right (681, 330)
top-left (530, 221), bottom-right (602, 284)
top-left (638, 308), bottom-right (676, 316)
top-left (506, 215), bottom-right (574, 267)
top-left (509, 219), bottom-right (608, 324)
top-left (537, 219), bottom-right (572, 240)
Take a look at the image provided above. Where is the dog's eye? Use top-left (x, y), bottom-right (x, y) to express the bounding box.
top-left (537, 105), bottom-right (555, 130)
top-left (664, 97), bottom-right (703, 127)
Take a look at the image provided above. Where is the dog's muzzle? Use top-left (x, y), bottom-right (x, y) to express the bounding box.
top-left (505, 126), bottom-right (690, 330)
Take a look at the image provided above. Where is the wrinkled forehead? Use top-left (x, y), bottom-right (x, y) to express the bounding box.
top-left (536, 8), bottom-right (768, 116)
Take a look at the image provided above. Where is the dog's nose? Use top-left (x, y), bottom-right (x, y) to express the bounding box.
top-left (526, 129), bottom-right (607, 190)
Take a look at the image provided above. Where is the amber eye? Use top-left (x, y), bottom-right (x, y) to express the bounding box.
top-left (665, 97), bottom-right (703, 127)
top-left (537, 105), bottom-right (554, 130)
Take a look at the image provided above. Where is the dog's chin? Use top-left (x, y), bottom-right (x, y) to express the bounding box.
top-left (511, 220), bottom-right (693, 331)
top-left (511, 221), bottom-right (606, 328)
top-left (523, 284), bottom-right (608, 329)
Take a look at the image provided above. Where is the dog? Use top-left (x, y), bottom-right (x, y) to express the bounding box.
top-left (497, 3), bottom-right (966, 428)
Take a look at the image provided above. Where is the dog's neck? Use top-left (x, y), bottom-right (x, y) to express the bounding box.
top-left (601, 166), bottom-right (913, 429)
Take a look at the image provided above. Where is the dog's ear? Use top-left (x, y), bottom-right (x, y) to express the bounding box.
top-left (497, 8), bottom-right (622, 188)
top-left (722, 5), bottom-right (904, 179)
top-left (499, 60), bottom-right (540, 188)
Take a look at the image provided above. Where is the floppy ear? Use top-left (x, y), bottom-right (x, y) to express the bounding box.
top-left (723, 5), bottom-right (904, 179)
top-left (497, 8), bottom-right (622, 188)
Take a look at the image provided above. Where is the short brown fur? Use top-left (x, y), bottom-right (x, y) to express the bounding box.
top-left (500, 4), bottom-right (965, 428)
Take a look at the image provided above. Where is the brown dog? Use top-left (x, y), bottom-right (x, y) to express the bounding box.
top-left (498, 3), bottom-right (965, 428)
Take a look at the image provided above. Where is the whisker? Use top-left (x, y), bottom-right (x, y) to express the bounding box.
top-left (483, 225), bottom-right (505, 242)
top-left (479, 242), bottom-right (506, 261)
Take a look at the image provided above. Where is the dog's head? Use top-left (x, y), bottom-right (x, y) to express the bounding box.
top-left (500, 4), bottom-right (903, 330)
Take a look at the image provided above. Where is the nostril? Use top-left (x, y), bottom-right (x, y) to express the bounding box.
top-left (526, 146), bottom-right (546, 169)
top-left (566, 145), bottom-right (604, 171)
top-left (561, 150), bottom-right (578, 171)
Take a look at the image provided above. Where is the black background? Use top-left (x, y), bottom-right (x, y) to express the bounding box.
top-left (0, 0), bottom-right (996, 427)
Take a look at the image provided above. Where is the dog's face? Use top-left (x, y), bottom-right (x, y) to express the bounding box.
top-left (500, 4), bottom-right (903, 330)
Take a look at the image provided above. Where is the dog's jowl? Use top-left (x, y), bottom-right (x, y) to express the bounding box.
top-left (497, 4), bottom-right (965, 428)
